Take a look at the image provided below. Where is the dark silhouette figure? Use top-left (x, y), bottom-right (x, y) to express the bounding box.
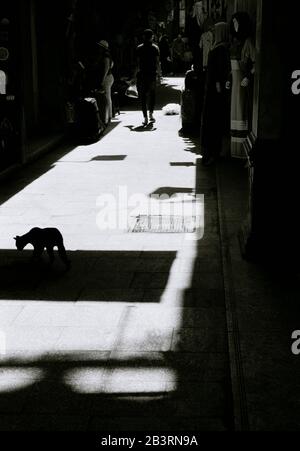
top-left (201, 22), bottom-right (231, 166)
top-left (135, 29), bottom-right (160, 126)
top-left (14, 228), bottom-right (71, 270)
top-left (171, 34), bottom-right (186, 75)
top-left (159, 35), bottom-right (172, 75)
top-left (180, 62), bottom-right (204, 136)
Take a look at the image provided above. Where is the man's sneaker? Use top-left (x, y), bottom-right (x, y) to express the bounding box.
top-left (142, 117), bottom-right (149, 126)
top-left (149, 114), bottom-right (156, 123)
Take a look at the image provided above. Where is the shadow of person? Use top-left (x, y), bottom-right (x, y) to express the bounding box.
top-left (125, 124), bottom-right (157, 132)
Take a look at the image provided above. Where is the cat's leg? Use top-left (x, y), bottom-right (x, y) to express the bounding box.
top-left (58, 244), bottom-right (71, 270)
top-left (47, 247), bottom-right (55, 265)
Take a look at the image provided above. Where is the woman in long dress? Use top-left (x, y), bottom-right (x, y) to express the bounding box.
top-left (200, 22), bottom-right (231, 166)
top-left (230, 12), bottom-right (255, 158)
top-left (97, 40), bottom-right (114, 125)
top-left (84, 40), bottom-right (114, 126)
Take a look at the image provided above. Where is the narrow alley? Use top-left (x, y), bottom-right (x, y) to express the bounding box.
top-left (0, 79), bottom-right (233, 431)
top-left (1, 0), bottom-right (300, 434)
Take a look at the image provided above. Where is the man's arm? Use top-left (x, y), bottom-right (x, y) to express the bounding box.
top-left (101, 57), bottom-right (110, 85)
top-left (131, 48), bottom-right (140, 82)
top-left (95, 57), bottom-right (110, 93)
top-left (156, 47), bottom-right (161, 77)
top-left (133, 56), bottom-right (140, 79)
top-left (156, 55), bottom-right (160, 74)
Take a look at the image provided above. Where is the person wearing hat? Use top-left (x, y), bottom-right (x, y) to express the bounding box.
top-left (96, 40), bottom-right (114, 125)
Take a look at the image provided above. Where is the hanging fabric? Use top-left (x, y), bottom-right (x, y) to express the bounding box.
top-left (192, 1), bottom-right (206, 27)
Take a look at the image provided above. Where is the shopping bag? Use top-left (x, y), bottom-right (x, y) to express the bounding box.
top-left (125, 84), bottom-right (139, 99)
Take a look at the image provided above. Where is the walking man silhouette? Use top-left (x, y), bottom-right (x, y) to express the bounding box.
top-left (135, 29), bottom-right (160, 126)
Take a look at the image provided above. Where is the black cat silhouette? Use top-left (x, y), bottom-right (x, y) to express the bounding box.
top-left (14, 227), bottom-right (71, 269)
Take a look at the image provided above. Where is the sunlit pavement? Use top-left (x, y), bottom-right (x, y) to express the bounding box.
top-left (0, 79), bottom-right (231, 431)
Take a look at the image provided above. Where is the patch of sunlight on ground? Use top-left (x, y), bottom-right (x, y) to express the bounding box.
top-left (0, 368), bottom-right (44, 392)
top-left (64, 367), bottom-right (176, 394)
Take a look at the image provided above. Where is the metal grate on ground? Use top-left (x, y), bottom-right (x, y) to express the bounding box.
top-left (130, 215), bottom-right (198, 233)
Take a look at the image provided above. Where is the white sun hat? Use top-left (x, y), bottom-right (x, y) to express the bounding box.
top-left (97, 40), bottom-right (109, 49)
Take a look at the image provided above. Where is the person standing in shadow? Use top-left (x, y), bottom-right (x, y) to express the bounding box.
top-left (171, 34), bottom-right (186, 75)
top-left (159, 35), bottom-right (172, 76)
top-left (200, 22), bottom-right (231, 166)
top-left (96, 40), bottom-right (115, 126)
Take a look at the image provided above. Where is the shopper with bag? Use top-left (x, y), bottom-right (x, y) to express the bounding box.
top-left (135, 29), bottom-right (160, 126)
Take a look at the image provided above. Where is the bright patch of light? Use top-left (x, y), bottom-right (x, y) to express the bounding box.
top-left (161, 77), bottom-right (184, 91)
top-left (63, 368), bottom-right (106, 393)
top-left (0, 368), bottom-right (44, 392)
top-left (162, 239), bottom-right (198, 307)
top-left (64, 367), bottom-right (176, 394)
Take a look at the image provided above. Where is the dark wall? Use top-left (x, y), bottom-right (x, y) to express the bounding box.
top-left (0, 0), bottom-right (21, 95)
top-left (0, 0), bottom-right (23, 169)
top-left (253, 0), bottom-right (283, 140)
top-left (74, 0), bottom-right (175, 45)
top-left (245, 0), bottom-right (300, 256)
top-left (34, 0), bottom-right (69, 132)
top-left (235, 0), bottom-right (256, 18)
